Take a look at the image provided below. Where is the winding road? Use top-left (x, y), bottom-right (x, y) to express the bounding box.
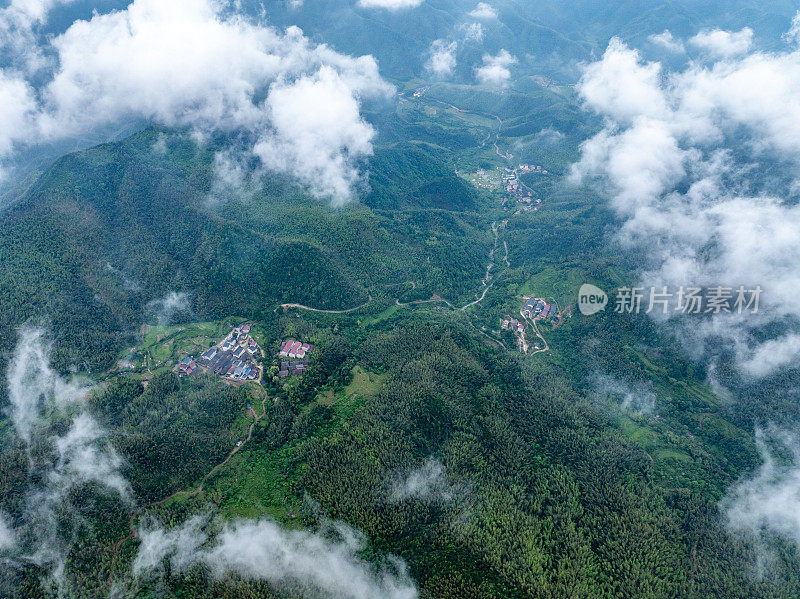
top-left (275, 294), bottom-right (372, 314)
top-left (522, 313), bottom-right (550, 354)
top-left (461, 284), bottom-right (493, 311)
top-left (461, 220), bottom-right (505, 311)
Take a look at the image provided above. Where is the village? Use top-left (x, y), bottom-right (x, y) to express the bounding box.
top-left (499, 295), bottom-right (565, 354)
top-left (501, 166), bottom-right (546, 214)
top-left (522, 296), bottom-right (560, 325)
top-left (463, 163), bottom-right (549, 214)
top-left (176, 322), bottom-right (262, 383)
top-left (276, 339), bottom-right (314, 378)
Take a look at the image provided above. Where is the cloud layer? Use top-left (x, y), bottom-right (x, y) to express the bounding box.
top-left (648, 30), bottom-right (685, 53)
top-left (468, 2), bottom-right (497, 20)
top-left (425, 39), bottom-right (458, 77)
top-left (572, 27), bottom-right (800, 377)
top-left (592, 374), bottom-right (656, 414)
top-left (689, 27), bottom-right (753, 58)
top-left (134, 514), bottom-right (418, 598)
top-left (0, 0), bottom-right (394, 203)
top-left (722, 427), bottom-right (800, 567)
top-left (391, 456), bottom-right (452, 503)
top-left (475, 49), bottom-right (516, 87)
top-left (146, 291), bottom-right (191, 326)
top-left (3, 327), bottom-right (131, 583)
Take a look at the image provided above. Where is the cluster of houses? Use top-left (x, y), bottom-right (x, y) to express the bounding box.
top-left (518, 164), bottom-right (550, 175)
top-left (514, 196), bottom-right (542, 215)
top-left (501, 318), bottom-right (525, 334)
top-left (413, 86), bottom-right (429, 98)
top-left (178, 323), bottom-right (262, 382)
top-left (502, 171), bottom-right (521, 193)
top-left (523, 298), bottom-right (556, 320)
top-left (500, 317), bottom-right (527, 353)
top-left (279, 339), bottom-right (312, 359)
top-left (501, 169), bottom-right (543, 213)
top-left (177, 357), bottom-right (198, 377)
top-left (277, 339), bottom-right (314, 378)
top-left (278, 360), bottom-right (307, 378)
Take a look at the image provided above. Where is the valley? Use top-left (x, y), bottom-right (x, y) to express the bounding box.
top-left (1, 2), bottom-right (799, 597)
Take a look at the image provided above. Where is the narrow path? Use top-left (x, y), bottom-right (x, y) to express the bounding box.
top-left (523, 314), bottom-right (549, 354)
top-left (110, 394), bottom-right (271, 556)
top-left (275, 294), bottom-right (372, 314)
top-left (461, 284), bottom-right (493, 311)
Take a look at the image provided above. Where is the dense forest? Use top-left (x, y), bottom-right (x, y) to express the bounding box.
top-left (1, 108), bottom-right (798, 599)
top-left (2, 310), bottom-right (796, 597)
top-left (3, 2), bottom-right (800, 593)
top-left (0, 127), bottom-right (491, 374)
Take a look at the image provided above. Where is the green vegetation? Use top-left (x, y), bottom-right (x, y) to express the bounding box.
top-left (2, 31), bottom-right (799, 595)
top-left (92, 372), bottom-right (250, 502)
top-left (52, 313), bottom-right (788, 598)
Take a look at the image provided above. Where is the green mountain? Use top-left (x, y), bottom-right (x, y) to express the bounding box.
top-left (1, 117), bottom-right (796, 598)
top-left (4, 2), bottom-right (800, 596)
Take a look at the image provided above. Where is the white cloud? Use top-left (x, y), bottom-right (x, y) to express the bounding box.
top-left (54, 413), bottom-right (130, 498)
top-left (0, 73), bottom-right (37, 180)
top-left (1, 0), bottom-right (73, 25)
top-left (357, 0), bottom-right (423, 10)
top-left (722, 427), bottom-right (800, 553)
top-left (146, 291), bottom-right (191, 326)
top-left (209, 147), bottom-right (251, 202)
top-left (689, 27), bottom-right (754, 58)
top-left (783, 11), bottom-right (800, 46)
top-left (533, 127), bottom-right (565, 144)
top-left (468, 2), bottom-right (497, 20)
top-left (572, 31), bottom-right (800, 377)
top-left (592, 374), bottom-right (657, 414)
top-left (649, 29), bottom-right (685, 53)
top-left (0, 514), bottom-right (15, 551)
top-left (738, 334), bottom-right (800, 378)
top-left (475, 49), bottom-right (516, 87)
top-left (253, 66), bottom-right (377, 205)
top-left (461, 22), bottom-right (484, 43)
top-left (135, 514), bottom-right (419, 598)
top-left (391, 457), bottom-right (452, 502)
top-left (425, 39), bottom-right (457, 78)
top-left (0, 0), bottom-right (75, 71)
top-left (0, 0), bottom-right (394, 203)
top-left (6, 327), bottom-right (86, 442)
top-left (577, 38), bottom-right (668, 123)
top-left (4, 327), bottom-right (131, 582)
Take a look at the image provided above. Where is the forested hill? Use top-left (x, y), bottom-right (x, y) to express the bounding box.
top-left (0, 128), bottom-right (490, 373)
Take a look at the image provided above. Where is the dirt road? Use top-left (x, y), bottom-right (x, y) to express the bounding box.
top-left (523, 313), bottom-right (549, 354)
top-left (275, 294), bottom-right (372, 314)
top-left (110, 393), bottom-right (271, 556)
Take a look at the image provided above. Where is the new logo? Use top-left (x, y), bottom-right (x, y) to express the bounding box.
top-left (578, 284), bottom-right (607, 315)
